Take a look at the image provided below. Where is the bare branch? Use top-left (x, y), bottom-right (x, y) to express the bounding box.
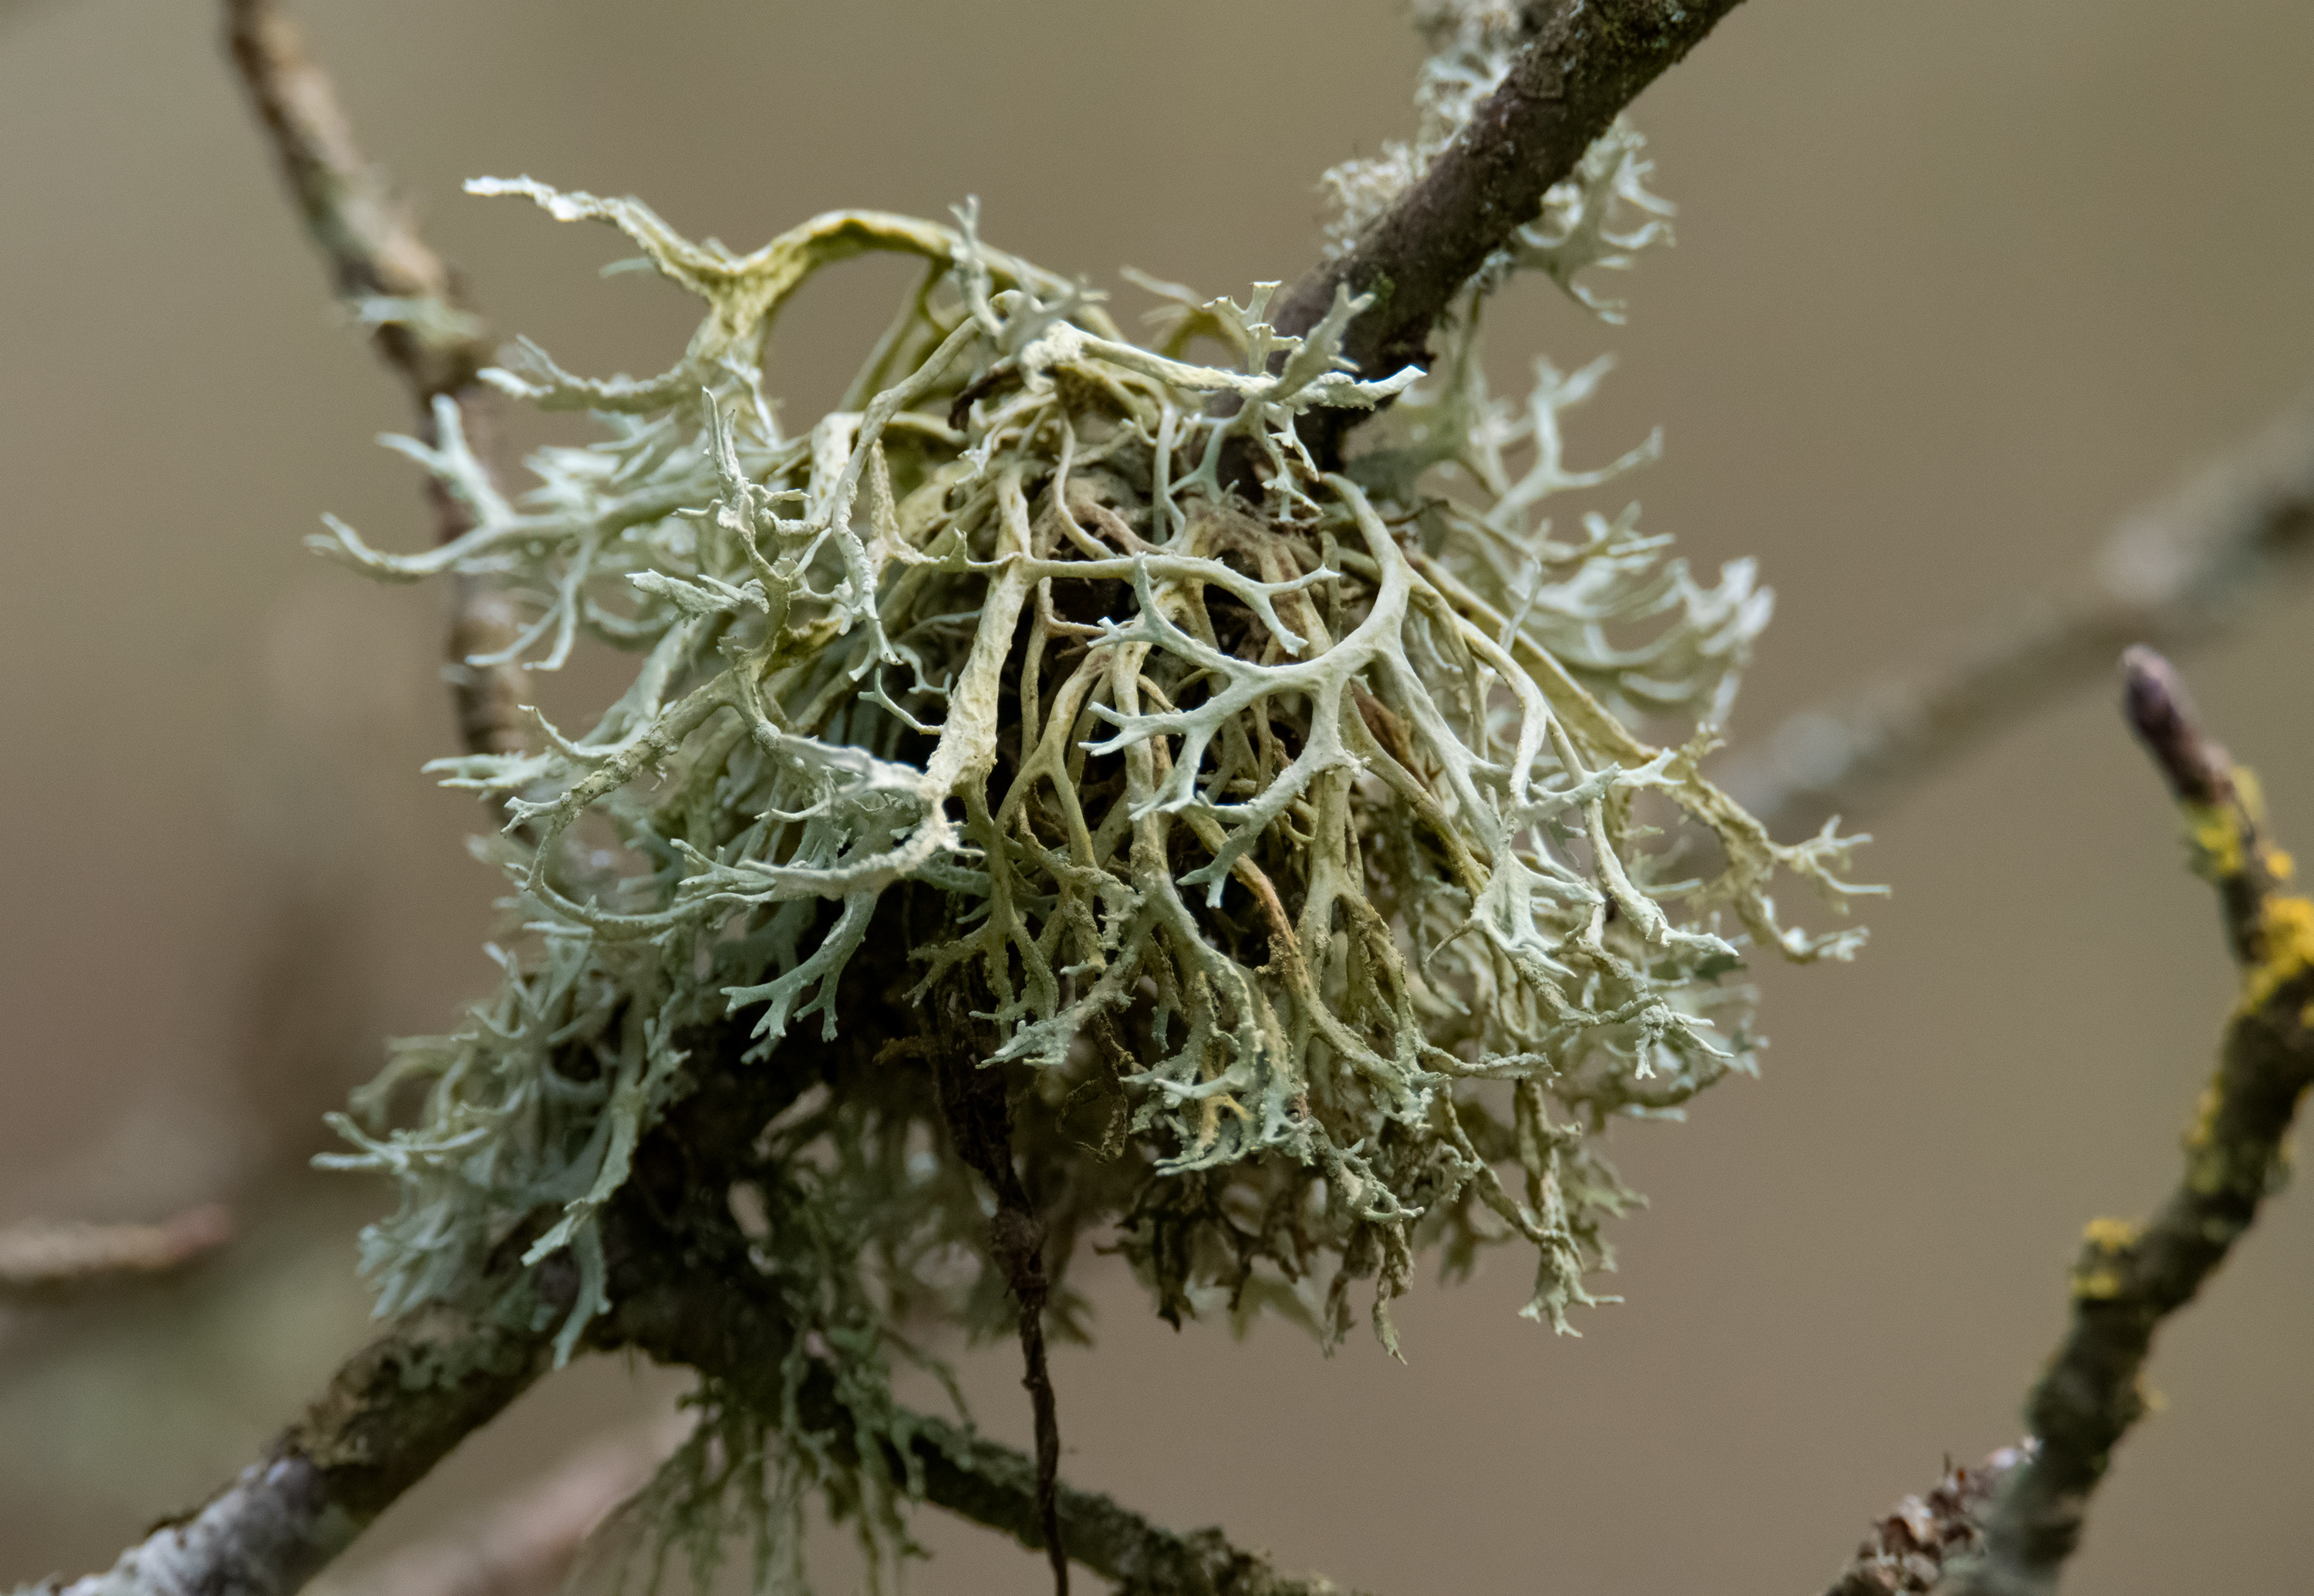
top-left (929, 977), bottom-right (1069, 1596)
top-left (0, 1204), bottom-right (232, 1301)
top-left (1725, 388), bottom-right (2314, 838)
top-left (224, 0), bottom-right (525, 758)
top-left (1909, 649), bottom-right (2314, 1596)
top-left (1273, 0), bottom-right (1744, 459)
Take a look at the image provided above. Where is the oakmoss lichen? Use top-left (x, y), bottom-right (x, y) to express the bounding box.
top-left (311, 74), bottom-right (1868, 1588)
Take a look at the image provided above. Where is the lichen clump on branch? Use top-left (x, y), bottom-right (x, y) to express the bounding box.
top-left (318, 161), bottom-right (1866, 1387)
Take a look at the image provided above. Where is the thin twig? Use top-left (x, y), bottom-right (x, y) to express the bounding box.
top-left (1273, 0), bottom-right (1745, 459)
top-left (34, 1017), bottom-right (1351, 1596)
top-left (224, 0), bottom-right (525, 758)
top-left (0, 1204), bottom-right (232, 1301)
top-left (1916, 648), bottom-right (2314, 1596)
top-left (1723, 389), bottom-right (2314, 838)
top-left (929, 977), bottom-right (1068, 1596)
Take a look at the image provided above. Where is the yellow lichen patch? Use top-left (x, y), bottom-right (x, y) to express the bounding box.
top-left (2071, 1217), bottom-right (2140, 1301)
top-left (2270, 847), bottom-right (2297, 882)
top-left (2234, 764), bottom-right (2270, 825)
top-left (2183, 1081), bottom-right (2221, 1151)
top-left (2184, 1078), bottom-right (2240, 1196)
top-left (2184, 800), bottom-right (2245, 880)
top-left (2241, 894), bottom-right (2314, 1014)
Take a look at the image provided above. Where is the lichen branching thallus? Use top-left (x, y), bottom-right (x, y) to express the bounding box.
top-left (311, 168), bottom-right (1870, 1572)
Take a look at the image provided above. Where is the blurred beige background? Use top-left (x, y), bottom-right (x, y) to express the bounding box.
top-left (5, 0), bottom-right (2314, 1591)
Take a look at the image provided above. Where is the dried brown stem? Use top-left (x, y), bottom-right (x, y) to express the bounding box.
top-left (0, 1203), bottom-right (233, 1301)
top-left (1725, 388), bottom-right (2314, 838)
top-left (1914, 650), bottom-right (2314, 1596)
top-left (224, 0), bottom-right (525, 758)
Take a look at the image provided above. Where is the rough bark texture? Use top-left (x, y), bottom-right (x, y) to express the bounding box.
top-left (46, 1308), bottom-right (552, 1596)
top-left (1926, 650), bottom-right (2314, 1596)
top-left (1274, 0), bottom-right (1746, 462)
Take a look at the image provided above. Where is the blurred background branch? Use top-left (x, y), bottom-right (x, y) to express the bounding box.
top-left (1723, 390), bottom-right (2314, 837)
top-left (0, 1206), bottom-right (232, 1303)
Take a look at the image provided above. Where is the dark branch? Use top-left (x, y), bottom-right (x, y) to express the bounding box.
top-left (929, 978), bottom-right (1069, 1596)
top-left (1274, 0), bottom-right (1744, 461)
top-left (224, 0), bottom-right (526, 758)
top-left (1918, 650), bottom-right (2314, 1596)
top-left (38, 1014), bottom-right (1349, 1596)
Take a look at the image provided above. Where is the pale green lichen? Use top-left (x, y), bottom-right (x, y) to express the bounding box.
top-left (310, 89), bottom-right (1869, 1587)
top-left (319, 165), bottom-right (1865, 1348)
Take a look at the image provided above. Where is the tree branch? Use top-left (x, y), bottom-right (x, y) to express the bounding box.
top-left (0, 1204), bottom-right (232, 1301)
top-left (1891, 647), bottom-right (2314, 1596)
top-left (32, 1019), bottom-right (1350, 1596)
top-left (1722, 388), bottom-right (2314, 838)
top-left (1273, 0), bottom-right (1743, 459)
top-left (224, 0), bottom-right (525, 758)
top-left (40, 1304), bottom-right (554, 1596)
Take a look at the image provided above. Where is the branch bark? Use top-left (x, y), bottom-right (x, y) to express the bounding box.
top-left (34, 1017), bottom-right (1349, 1596)
top-left (224, 0), bottom-right (525, 758)
top-left (1898, 648), bottom-right (2314, 1596)
top-left (44, 1306), bottom-right (553, 1596)
top-left (1273, 0), bottom-right (1744, 460)
top-left (1722, 388), bottom-right (2314, 838)
top-left (1823, 1447), bottom-right (2026, 1596)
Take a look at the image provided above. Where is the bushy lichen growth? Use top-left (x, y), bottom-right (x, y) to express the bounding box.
top-left (312, 36), bottom-right (1868, 1579)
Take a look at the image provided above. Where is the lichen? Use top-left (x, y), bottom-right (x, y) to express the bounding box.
top-left (307, 59), bottom-right (1870, 1584)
